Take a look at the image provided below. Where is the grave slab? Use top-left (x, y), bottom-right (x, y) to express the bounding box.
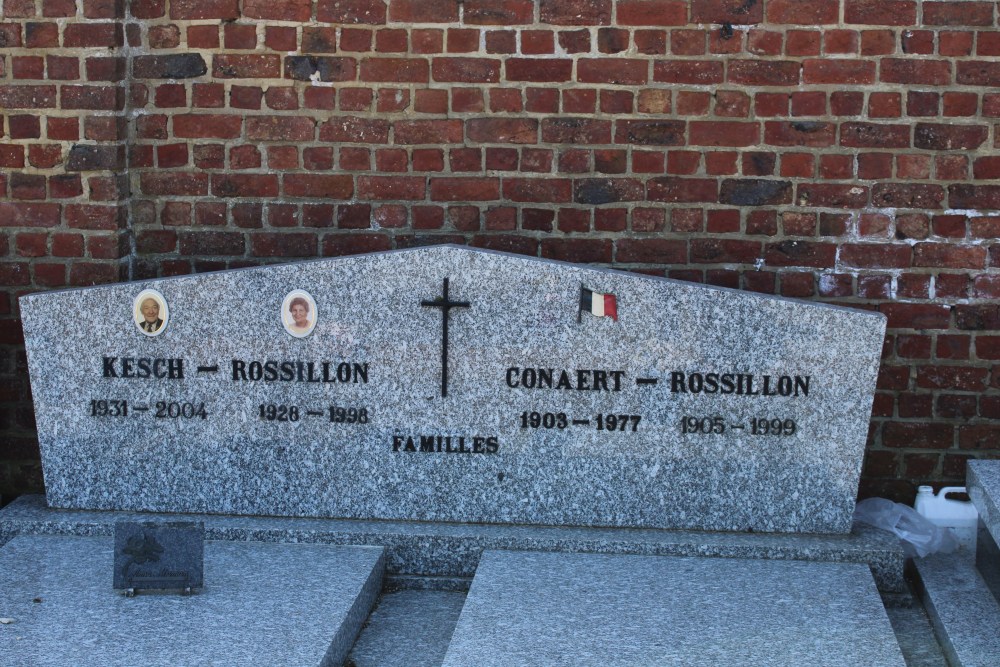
top-left (915, 553), bottom-right (1000, 667)
top-left (441, 550), bottom-right (906, 667)
top-left (0, 494), bottom-right (907, 592)
top-left (0, 535), bottom-right (384, 667)
top-left (20, 246), bottom-right (885, 534)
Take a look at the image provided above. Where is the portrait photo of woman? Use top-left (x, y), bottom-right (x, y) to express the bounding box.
top-left (281, 290), bottom-right (317, 338)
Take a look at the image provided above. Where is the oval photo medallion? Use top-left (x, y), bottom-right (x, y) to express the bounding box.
top-left (133, 289), bottom-right (169, 337)
top-left (282, 290), bottom-right (317, 338)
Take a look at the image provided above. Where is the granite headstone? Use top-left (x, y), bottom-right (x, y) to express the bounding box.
top-left (19, 245), bottom-right (885, 534)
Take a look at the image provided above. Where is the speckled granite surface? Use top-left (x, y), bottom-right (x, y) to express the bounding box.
top-left (0, 495), bottom-right (906, 592)
top-left (968, 460), bottom-right (1000, 546)
top-left (20, 246), bottom-right (884, 534)
top-left (0, 535), bottom-right (384, 667)
top-left (915, 552), bottom-right (1000, 667)
top-left (442, 550), bottom-right (905, 667)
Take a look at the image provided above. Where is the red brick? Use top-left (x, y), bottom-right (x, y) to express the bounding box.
top-left (765, 0), bottom-right (837, 23)
top-left (872, 184), bottom-right (945, 209)
top-left (317, 0), bottom-right (386, 23)
top-left (647, 178), bottom-right (718, 203)
top-left (924, 2), bottom-right (995, 26)
top-left (505, 58), bottom-right (573, 82)
top-left (244, 0), bottom-right (312, 21)
top-left (763, 121), bottom-right (835, 147)
top-left (388, 0), bottom-right (457, 22)
top-left (246, 117), bottom-right (315, 142)
top-left (431, 58), bottom-right (500, 83)
top-left (360, 58), bottom-right (428, 83)
top-left (617, 0), bottom-right (687, 25)
top-left (173, 114), bottom-right (241, 139)
top-left (463, 0), bottom-right (534, 24)
top-left (503, 178), bottom-right (571, 202)
top-left (430, 177), bottom-right (500, 201)
top-left (913, 243), bottom-right (986, 269)
top-left (689, 121), bottom-right (759, 147)
top-left (213, 55), bottom-right (281, 79)
top-left (840, 244), bottom-right (913, 269)
top-left (803, 59), bottom-right (875, 84)
top-left (63, 22), bottom-right (122, 47)
top-left (211, 174), bottom-right (279, 198)
top-left (540, 0), bottom-right (611, 25)
top-left (840, 122), bottom-right (910, 148)
top-left (355, 175), bottom-right (425, 199)
top-left (846, 0), bottom-right (917, 25)
top-left (282, 174), bottom-right (353, 199)
top-left (728, 60), bottom-right (800, 85)
top-left (881, 58), bottom-right (953, 86)
top-left (653, 60), bottom-right (724, 84)
top-left (914, 123), bottom-right (987, 150)
top-left (577, 58), bottom-right (647, 85)
top-left (170, 0), bottom-right (238, 19)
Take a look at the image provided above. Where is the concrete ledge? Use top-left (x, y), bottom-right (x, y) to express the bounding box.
top-left (1, 494), bottom-right (906, 591)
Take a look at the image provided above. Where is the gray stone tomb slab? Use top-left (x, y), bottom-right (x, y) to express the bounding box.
top-left (441, 550), bottom-right (906, 667)
top-left (18, 245), bottom-right (885, 534)
top-left (0, 535), bottom-right (384, 667)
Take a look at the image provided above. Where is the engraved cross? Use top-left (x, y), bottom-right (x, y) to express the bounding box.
top-left (421, 277), bottom-right (470, 398)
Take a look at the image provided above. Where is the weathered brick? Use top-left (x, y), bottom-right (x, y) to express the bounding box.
top-left (840, 122), bottom-right (910, 148)
top-left (614, 120), bottom-right (684, 146)
top-left (720, 179), bottom-right (792, 206)
top-left (803, 59), bottom-right (876, 84)
top-left (285, 57), bottom-right (357, 82)
top-left (0, 85), bottom-right (56, 109)
top-left (467, 118), bottom-right (538, 144)
top-left (690, 121), bottom-right (759, 147)
top-left (463, 0), bottom-right (534, 24)
top-left (432, 58), bottom-right (501, 83)
top-left (653, 60), bottom-right (723, 84)
top-left (728, 60), bottom-right (800, 86)
top-left (764, 241), bottom-right (836, 267)
top-left (213, 55), bottom-right (281, 79)
top-left (317, 0), bottom-right (386, 23)
top-left (573, 178), bottom-right (644, 204)
top-left (914, 123), bottom-right (987, 150)
top-left (539, 0), bottom-right (611, 25)
top-left (66, 145), bottom-right (124, 171)
top-left (388, 0), bottom-right (457, 22)
top-left (133, 54), bottom-right (207, 80)
top-left (957, 61), bottom-right (1000, 86)
top-left (763, 121), bottom-right (835, 147)
top-left (647, 178), bottom-right (718, 202)
top-left (881, 58), bottom-right (953, 85)
top-left (243, 0), bottom-right (312, 21)
top-left (357, 175), bottom-right (426, 199)
top-left (872, 183), bottom-right (945, 209)
top-left (319, 116), bottom-right (390, 143)
top-left (283, 174), bottom-right (354, 199)
top-left (247, 117), bottom-right (315, 142)
top-left (211, 174), bottom-right (279, 198)
top-left (430, 177), bottom-right (500, 201)
top-left (170, 0), bottom-right (238, 19)
top-left (798, 184), bottom-right (869, 208)
top-left (541, 118), bottom-right (612, 144)
top-left (503, 178), bottom-right (572, 202)
top-left (845, 0), bottom-right (917, 25)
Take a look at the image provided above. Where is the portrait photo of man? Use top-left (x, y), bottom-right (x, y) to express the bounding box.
top-left (133, 289), bottom-right (169, 337)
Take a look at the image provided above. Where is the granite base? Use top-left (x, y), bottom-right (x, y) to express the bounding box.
top-left (0, 494), bottom-right (906, 592)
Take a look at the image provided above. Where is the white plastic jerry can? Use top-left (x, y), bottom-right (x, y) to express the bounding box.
top-left (914, 486), bottom-right (979, 551)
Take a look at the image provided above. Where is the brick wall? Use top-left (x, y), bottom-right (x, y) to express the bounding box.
top-left (2, 0), bottom-right (1000, 505)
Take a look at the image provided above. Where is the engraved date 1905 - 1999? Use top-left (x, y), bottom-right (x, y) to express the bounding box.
top-left (681, 415), bottom-right (797, 436)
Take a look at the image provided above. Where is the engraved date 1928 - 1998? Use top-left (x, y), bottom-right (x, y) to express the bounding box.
top-left (257, 403), bottom-right (370, 424)
top-left (681, 415), bottom-right (797, 436)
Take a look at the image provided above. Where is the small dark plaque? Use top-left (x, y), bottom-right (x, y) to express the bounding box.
top-left (113, 521), bottom-right (204, 594)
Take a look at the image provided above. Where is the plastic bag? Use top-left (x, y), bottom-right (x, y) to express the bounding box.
top-left (854, 497), bottom-right (959, 558)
